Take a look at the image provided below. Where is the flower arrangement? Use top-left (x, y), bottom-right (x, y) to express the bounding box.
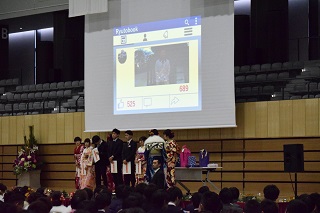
top-left (13, 125), bottom-right (42, 176)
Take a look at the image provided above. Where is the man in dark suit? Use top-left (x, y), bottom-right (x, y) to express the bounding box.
top-left (122, 130), bottom-right (137, 187)
top-left (151, 158), bottom-right (165, 189)
top-left (108, 128), bottom-right (124, 187)
top-left (166, 186), bottom-right (184, 213)
top-left (92, 135), bottom-right (108, 186)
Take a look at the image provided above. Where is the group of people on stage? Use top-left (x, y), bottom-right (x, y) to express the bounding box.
top-left (73, 128), bottom-right (180, 191)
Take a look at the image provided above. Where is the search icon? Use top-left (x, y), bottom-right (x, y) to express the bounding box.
top-left (184, 19), bottom-right (189, 25)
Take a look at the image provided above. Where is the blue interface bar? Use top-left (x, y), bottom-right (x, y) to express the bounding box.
top-left (113, 16), bottom-right (201, 36)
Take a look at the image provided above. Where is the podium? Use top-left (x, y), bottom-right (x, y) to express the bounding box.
top-left (175, 167), bottom-right (222, 194)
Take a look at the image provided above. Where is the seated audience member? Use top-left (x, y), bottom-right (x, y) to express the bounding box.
top-left (95, 191), bottom-right (112, 212)
top-left (28, 199), bottom-right (52, 213)
top-left (263, 185), bottom-right (280, 202)
top-left (118, 208), bottom-right (146, 213)
top-left (260, 199), bottom-right (278, 213)
top-left (219, 187), bottom-right (242, 213)
top-left (166, 187), bottom-right (183, 213)
top-left (298, 194), bottom-right (315, 213)
top-left (50, 191), bottom-right (68, 213)
top-left (315, 195), bottom-right (320, 213)
top-left (150, 159), bottom-right (165, 189)
top-left (244, 199), bottom-right (261, 213)
top-left (76, 200), bottom-right (98, 213)
top-left (198, 186), bottom-right (210, 194)
top-left (4, 191), bottom-right (25, 213)
top-left (83, 188), bottom-right (94, 201)
top-left (0, 183), bottom-right (7, 202)
top-left (69, 189), bottom-right (89, 212)
top-left (142, 184), bottom-right (159, 212)
top-left (229, 187), bottom-right (241, 207)
top-left (25, 192), bottom-right (45, 210)
top-left (108, 185), bottom-right (133, 213)
top-left (199, 191), bottom-right (222, 213)
top-left (286, 199), bottom-right (308, 213)
top-left (147, 189), bottom-right (169, 213)
top-left (134, 183), bottom-right (147, 196)
top-left (184, 192), bottom-right (202, 213)
top-left (122, 193), bottom-right (144, 210)
top-left (0, 201), bottom-right (18, 213)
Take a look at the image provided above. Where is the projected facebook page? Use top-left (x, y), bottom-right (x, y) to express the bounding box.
top-left (113, 16), bottom-right (201, 115)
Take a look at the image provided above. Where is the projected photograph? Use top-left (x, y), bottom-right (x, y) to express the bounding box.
top-left (134, 43), bottom-right (189, 87)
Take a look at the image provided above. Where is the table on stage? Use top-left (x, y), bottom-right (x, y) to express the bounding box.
top-left (175, 166), bottom-right (222, 194)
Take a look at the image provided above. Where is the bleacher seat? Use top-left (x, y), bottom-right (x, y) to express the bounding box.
top-left (261, 63), bottom-right (271, 71)
top-left (256, 74), bottom-right (267, 81)
top-left (57, 82), bottom-right (64, 89)
top-left (234, 66), bottom-right (240, 74)
top-left (267, 73), bottom-right (278, 81)
top-left (29, 84), bottom-right (36, 92)
top-left (22, 85), bottom-right (29, 92)
top-left (65, 81), bottom-right (72, 88)
top-left (250, 64), bottom-right (260, 72)
top-left (16, 85), bottom-right (23, 93)
top-left (271, 62), bottom-right (282, 71)
top-left (50, 82), bottom-right (57, 90)
top-left (282, 61), bottom-right (293, 70)
top-left (245, 75), bottom-right (256, 82)
top-left (5, 79), bottom-right (13, 86)
top-left (28, 93), bottom-right (35, 100)
top-left (49, 91), bottom-right (57, 99)
top-left (0, 80), bottom-right (6, 86)
top-left (35, 92), bottom-right (42, 100)
top-left (290, 95), bottom-right (301, 100)
top-left (42, 91), bottom-right (49, 99)
top-left (79, 80), bottom-right (84, 87)
top-left (43, 83), bottom-right (50, 91)
top-left (12, 78), bottom-right (19, 85)
top-left (36, 84), bottom-right (43, 91)
top-left (72, 81), bottom-right (79, 87)
top-left (278, 72), bottom-right (289, 79)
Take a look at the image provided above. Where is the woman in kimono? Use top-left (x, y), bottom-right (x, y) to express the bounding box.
top-left (74, 136), bottom-right (84, 189)
top-left (80, 138), bottom-right (96, 190)
top-left (163, 129), bottom-right (180, 188)
top-left (135, 136), bottom-right (147, 184)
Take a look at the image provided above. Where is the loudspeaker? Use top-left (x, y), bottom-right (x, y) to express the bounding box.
top-left (283, 144), bottom-right (304, 172)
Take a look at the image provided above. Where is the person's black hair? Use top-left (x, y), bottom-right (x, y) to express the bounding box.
top-left (167, 187), bottom-right (183, 202)
top-left (118, 208), bottom-right (146, 213)
top-left (36, 187), bottom-right (46, 196)
top-left (143, 183), bottom-right (159, 202)
top-left (76, 200), bottom-right (98, 213)
top-left (191, 192), bottom-right (202, 209)
top-left (229, 187), bottom-right (240, 202)
top-left (298, 194), bottom-right (315, 213)
top-left (219, 187), bottom-right (233, 204)
top-left (27, 192), bottom-right (44, 205)
top-left (84, 138), bottom-right (91, 144)
top-left (152, 157), bottom-right (162, 166)
top-left (4, 191), bottom-right (25, 205)
top-left (122, 193), bottom-right (143, 209)
top-left (263, 184), bottom-right (280, 201)
top-left (138, 136), bottom-right (147, 142)
top-left (112, 128), bottom-right (120, 135)
top-left (286, 199), bottom-right (308, 213)
top-left (261, 199), bottom-right (278, 213)
top-left (71, 189), bottom-right (89, 209)
top-left (198, 186), bottom-right (210, 194)
top-left (115, 184), bottom-right (132, 200)
top-left (245, 199), bottom-right (261, 213)
top-left (0, 201), bottom-right (18, 213)
top-left (50, 191), bottom-right (62, 206)
top-left (163, 129), bottom-right (174, 138)
top-left (200, 191), bottom-right (222, 213)
top-left (0, 183), bottom-right (7, 192)
top-left (150, 189), bottom-right (168, 209)
top-left (83, 188), bottom-right (93, 200)
top-left (95, 192), bottom-right (112, 209)
top-left (92, 135), bottom-right (100, 144)
top-left (28, 198), bottom-right (52, 213)
top-left (125, 130), bottom-right (133, 136)
top-left (74, 136), bottom-right (82, 142)
top-left (149, 129), bottom-right (158, 135)
top-left (134, 183), bottom-right (147, 195)
top-left (93, 185), bottom-right (108, 197)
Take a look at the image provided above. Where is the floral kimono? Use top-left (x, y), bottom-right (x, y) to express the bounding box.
top-left (165, 139), bottom-right (180, 188)
top-left (135, 146), bottom-right (147, 184)
top-left (74, 144), bottom-right (84, 189)
top-left (80, 147), bottom-right (95, 190)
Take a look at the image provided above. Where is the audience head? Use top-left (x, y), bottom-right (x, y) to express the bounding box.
top-left (115, 185), bottom-right (132, 200)
top-left (219, 187), bottom-right (233, 204)
top-left (122, 193), bottom-right (143, 209)
top-left (263, 184), bottom-right (280, 201)
top-left (167, 187), bottom-right (183, 205)
top-left (50, 191), bottom-right (62, 206)
top-left (95, 192), bottom-right (112, 210)
top-left (298, 194), bottom-right (315, 213)
top-left (36, 187), bottom-right (46, 196)
top-left (143, 184), bottom-right (159, 202)
top-left (229, 187), bottom-right (240, 202)
top-left (76, 200), bottom-right (98, 213)
top-left (134, 183), bottom-right (147, 196)
top-left (151, 189), bottom-right (168, 209)
top-left (198, 186), bottom-right (210, 194)
top-left (152, 158), bottom-right (162, 170)
top-left (191, 192), bottom-right (202, 210)
top-left (163, 129), bottom-right (174, 139)
top-left (0, 183), bottom-right (7, 194)
top-left (261, 199), bottom-right (278, 213)
top-left (27, 192), bottom-right (44, 205)
top-left (4, 191), bottom-right (25, 212)
top-left (83, 188), bottom-right (93, 200)
top-left (286, 199), bottom-right (308, 213)
top-left (71, 189), bottom-right (89, 209)
top-left (244, 199), bottom-right (261, 213)
top-left (0, 201), bottom-right (17, 213)
top-left (28, 197), bottom-right (52, 213)
top-left (199, 191), bottom-right (222, 213)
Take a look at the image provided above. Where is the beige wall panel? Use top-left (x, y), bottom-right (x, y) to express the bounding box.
top-left (1, 117), bottom-right (9, 145)
top-left (41, 164), bottom-right (74, 172)
top-left (221, 127), bottom-right (235, 139)
top-left (42, 171), bottom-right (74, 179)
top-left (39, 144), bottom-right (74, 155)
top-left (222, 173), bottom-right (243, 181)
top-left (183, 141), bottom-right (221, 153)
top-left (73, 112), bottom-right (82, 136)
top-left (304, 162), bottom-right (320, 171)
top-left (292, 100), bottom-right (306, 136)
top-left (297, 184), bottom-right (320, 195)
top-left (305, 99), bottom-right (319, 136)
top-left (47, 114), bottom-right (57, 144)
top-left (209, 128), bottom-right (221, 139)
top-left (244, 162), bottom-right (282, 171)
top-left (64, 113), bottom-right (74, 143)
top-left (244, 102), bottom-right (256, 138)
top-left (222, 140), bottom-right (243, 151)
top-left (3, 171), bottom-right (16, 179)
top-left (305, 153), bottom-right (320, 161)
top-left (41, 180), bottom-right (74, 192)
top-left (297, 173), bottom-right (320, 182)
top-left (56, 113), bottom-right (65, 143)
top-left (39, 114), bottom-right (49, 143)
top-left (221, 162), bottom-right (243, 170)
top-left (81, 112), bottom-right (91, 139)
top-left (206, 172), bottom-right (222, 181)
top-left (245, 139), bottom-right (286, 151)
top-left (0, 118), bottom-right (2, 145)
top-left (245, 173), bottom-right (291, 181)
top-left (16, 116), bottom-right (25, 145)
top-left (234, 103), bottom-right (245, 138)
top-left (1, 180), bottom-right (16, 189)
top-left (222, 183), bottom-right (243, 191)
top-left (245, 152), bottom-right (283, 161)
top-left (41, 155), bottom-right (74, 163)
top-left (303, 138), bottom-right (320, 149)
top-left (223, 153), bottom-right (243, 161)
top-left (175, 130), bottom-right (187, 140)
top-left (32, 114), bottom-right (41, 143)
top-left (187, 129), bottom-right (199, 140)
top-left (243, 182), bottom-right (272, 195)
top-left (3, 163), bottom-right (17, 171)
top-left (255, 102), bottom-right (268, 138)
top-left (279, 100), bottom-right (293, 137)
top-left (198, 128), bottom-right (210, 140)
top-left (210, 153), bottom-right (222, 162)
top-left (24, 115), bottom-right (33, 139)
top-left (9, 117), bottom-right (17, 145)
top-left (268, 101), bottom-right (280, 137)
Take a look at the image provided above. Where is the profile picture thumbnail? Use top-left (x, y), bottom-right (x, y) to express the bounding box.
top-left (118, 50), bottom-right (127, 64)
